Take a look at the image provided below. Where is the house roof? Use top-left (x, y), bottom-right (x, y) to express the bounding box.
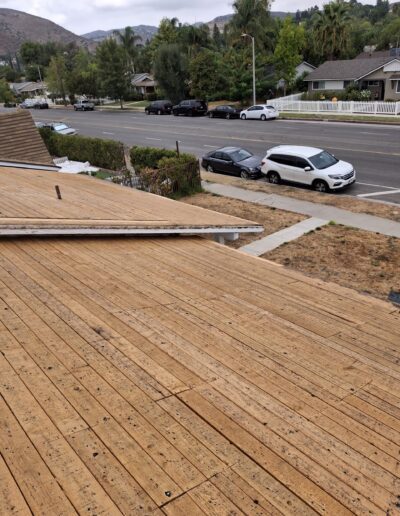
top-left (10, 81), bottom-right (46, 93)
top-left (132, 73), bottom-right (155, 86)
top-left (304, 56), bottom-right (394, 81)
top-left (0, 110), bottom-right (54, 167)
top-left (0, 166), bottom-right (262, 236)
top-left (0, 233), bottom-right (399, 514)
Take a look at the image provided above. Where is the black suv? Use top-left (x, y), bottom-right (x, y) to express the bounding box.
top-left (145, 100), bottom-right (173, 115)
top-left (172, 99), bottom-right (207, 117)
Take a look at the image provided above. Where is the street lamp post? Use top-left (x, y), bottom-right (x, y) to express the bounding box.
top-left (242, 33), bottom-right (256, 106)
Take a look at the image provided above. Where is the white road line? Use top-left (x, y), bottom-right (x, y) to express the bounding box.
top-left (204, 144), bottom-right (217, 148)
top-left (358, 188), bottom-right (400, 198)
top-left (145, 137), bottom-right (162, 141)
top-left (102, 131), bottom-right (114, 135)
top-left (357, 181), bottom-right (398, 189)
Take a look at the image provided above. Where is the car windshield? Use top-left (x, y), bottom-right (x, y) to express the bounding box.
top-left (54, 124), bottom-right (69, 131)
top-left (228, 149), bottom-right (253, 162)
top-left (309, 150), bottom-right (338, 170)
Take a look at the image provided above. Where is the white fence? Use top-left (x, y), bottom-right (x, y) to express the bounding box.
top-left (268, 98), bottom-right (400, 116)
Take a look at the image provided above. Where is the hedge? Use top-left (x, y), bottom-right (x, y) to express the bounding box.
top-left (130, 146), bottom-right (177, 171)
top-left (39, 128), bottom-right (125, 170)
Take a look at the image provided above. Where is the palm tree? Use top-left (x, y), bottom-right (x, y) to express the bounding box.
top-left (228, 0), bottom-right (272, 49)
top-left (313, 1), bottom-right (351, 60)
top-left (113, 27), bottom-right (142, 72)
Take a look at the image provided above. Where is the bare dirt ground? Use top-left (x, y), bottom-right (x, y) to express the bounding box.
top-left (264, 224), bottom-right (400, 301)
top-left (180, 192), bottom-right (305, 248)
top-left (201, 171), bottom-right (400, 222)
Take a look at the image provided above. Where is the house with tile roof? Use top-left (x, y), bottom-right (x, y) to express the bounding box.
top-left (304, 55), bottom-right (400, 100)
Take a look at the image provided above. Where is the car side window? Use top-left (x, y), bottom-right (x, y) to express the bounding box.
top-left (248, 106), bottom-right (256, 111)
top-left (214, 152), bottom-right (223, 159)
top-left (294, 157), bottom-right (309, 169)
top-left (256, 106), bottom-right (263, 110)
top-left (268, 154), bottom-right (285, 164)
top-left (220, 153), bottom-right (231, 161)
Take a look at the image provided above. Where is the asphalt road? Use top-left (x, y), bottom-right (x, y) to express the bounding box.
top-left (30, 108), bottom-right (400, 204)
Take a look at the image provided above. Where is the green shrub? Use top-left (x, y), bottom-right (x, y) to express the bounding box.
top-left (39, 128), bottom-right (125, 170)
top-left (130, 146), bottom-right (177, 171)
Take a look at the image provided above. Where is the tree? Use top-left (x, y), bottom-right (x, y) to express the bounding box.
top-left (96, 39), bottom-right (131, 108)
top-left (189, 49), bottom-right (228, 99)
top-left (46, 55), bottom-right (68, 103)
top-left (150, 18), bottom-right (179, 57)
top-left (113, 26), bottom-right (142, 72)
top-left (0, 79), bottom-right (14, 103)
top-left (312, 1), bottom-right (351, 60)
top-left (274, 17), bottom-right (305, 95)
top-left (378, 15), bottom-right (400, 49)
top-left (228, 0), bottom-right (273, 51)
top-left (67, 50), bottom-right (99, 98)
top-left (153, 44), bottom-right (188, 104)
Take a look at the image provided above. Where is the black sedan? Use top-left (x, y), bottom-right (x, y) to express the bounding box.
top-left (207, 105), bottom-right (241, 119)
top-left (201, 147), bottom-right (262, 179)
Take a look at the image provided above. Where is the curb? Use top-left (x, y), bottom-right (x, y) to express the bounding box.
top-left (280, 116), bottom-right (400, 126)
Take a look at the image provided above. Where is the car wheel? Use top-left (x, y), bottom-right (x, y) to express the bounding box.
top-left (313, 179), bottom-right (330, 193)
top-left (208, 112), bottom-right (213, 118)
top-left (226, 113), bottom-right (230, 120)
top-left (240, 170), bottom-right (249, 179)
top-left (157, 109), bottom-right (162, 115)
top-left (146, 110), bottom-right (150, 115)
top-left (241, 114), bottom-right (246, 120)
top-left (267, 171), bottom-right (280, 184)
top-left (206, 165), bottom-right (214, 172)
top-left (74, 107), bottom-right (77, 111)
top-left (260, 114), bottom-right (267, 121)
top-left (173, 111), bottom-right (178, 116)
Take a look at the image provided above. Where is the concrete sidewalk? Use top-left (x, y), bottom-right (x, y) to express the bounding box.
top-left (203, 182), bottom-right (400, 238)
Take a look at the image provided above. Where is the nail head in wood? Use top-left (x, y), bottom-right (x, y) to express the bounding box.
top-left (55, 185), bottom-right (62, 200)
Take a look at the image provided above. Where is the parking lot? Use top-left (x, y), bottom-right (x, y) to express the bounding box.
top-left (27, 107), bottom-right (400, 204)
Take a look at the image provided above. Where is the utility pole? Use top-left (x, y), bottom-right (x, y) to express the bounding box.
top-left (242, 33), bottom-right (256, 105)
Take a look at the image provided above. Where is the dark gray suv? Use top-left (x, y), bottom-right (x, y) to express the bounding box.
top-left (145, 100), bottom-right (173, 115)
top-left (172, 99), bottom-right (208, 116)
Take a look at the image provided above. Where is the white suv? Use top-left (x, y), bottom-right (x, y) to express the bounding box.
top-left (261, 145), bottom-right (356, 192)
top-left (240, 105), bottom-right (279, 121)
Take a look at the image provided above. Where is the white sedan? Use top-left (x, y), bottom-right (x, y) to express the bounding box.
top-left (240, 105), bottom-right (279, 121)
top-left (46, 122), bottom-right (77, 136)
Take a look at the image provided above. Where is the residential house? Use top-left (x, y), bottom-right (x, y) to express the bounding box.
top-left (276, 61), bottom-right (316, 92)
top-left (9, 81), bottom-right (47, 98)
top-left (132, 72), bottom-right (156, 96)
top-left (304, 54), bottom-right (400, 100)
top-left (0, 127), bottom-right (399, 513)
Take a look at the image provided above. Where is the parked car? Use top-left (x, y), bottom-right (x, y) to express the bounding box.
top-left (45, 122), bottom-right (77, 136)
top-left (261, 145), bottom-right (356, 192)
top-left (19, 99), bottom-right (38, 109)
top-left (33, 101), bottom-right (49, 109)
top-left (3, 102), bottom-right (16, 108)
top-left (207, 105), bottom-right (241, 119)
top-left (74, 100), bottom-right (95, 111)
top-left (145, 100), bottom-right (173, 115)
top-left (240, 104), bottom-right (279, 121)
top-left (172, 99), bottom-right (208, 116)
top-left (201, 146), bottom-right (262, 179)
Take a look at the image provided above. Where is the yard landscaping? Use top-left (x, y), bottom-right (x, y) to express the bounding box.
top-left (181, 192), bottom-right (400, 302)
top-left (181, 192), bottom-right (306, 248)
top-left (201, 171), bottom-right (400, 222)
top-left (264, 224), bottom-right (400, 301)
top-left (280, 112), bottom-right (400, 125)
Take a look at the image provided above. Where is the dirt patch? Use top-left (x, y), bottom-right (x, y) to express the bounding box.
top-left (201, 171), bottom-right (400, 222)
top-left (264, 224), bottom-right (400, 301)
top-left (180, 192), bottom-right (306, 248)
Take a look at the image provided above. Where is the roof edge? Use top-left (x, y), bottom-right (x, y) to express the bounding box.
top-left (0, 160), bottom-right (60, 172)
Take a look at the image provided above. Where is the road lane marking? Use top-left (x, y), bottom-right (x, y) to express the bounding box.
top-left (204, 145), bottom-right (217, 148)
top-left (358, 189), bottom-right (400, 198)
top-left (145, 137), bottom-right (162, 141)
top-left (102, 131), bottom-right (114, 135)
top-left (357, 182), bottom-right (398, 189)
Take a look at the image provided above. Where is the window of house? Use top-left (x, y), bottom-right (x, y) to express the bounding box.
top-left (397, 81), bottom-right (400, 93)
top-left (312, 81), bottom-right (325, 90)
top-left (344, 80), bottom-right (352, 88)
top-left (367, 81), bottom-right (380, 86)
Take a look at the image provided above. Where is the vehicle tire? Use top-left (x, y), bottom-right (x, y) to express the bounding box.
top-left (157, 109), bottom-right (162, 115)
top-left (206, 165), bottom-right (214, 172)
top-left (226, 113), bottom-right (230, 120)
top-left (240, 170), bottom-right (249, 179)
top-left (241, 114), bottom-right (246, 120)
top-left (74, 107), bottom-right (77, 111)
top-left (146, 110), bottom-right (150, 115)
top-left (313, 179), bottom-right (330, 193)
top-left (260, 114), bottom-right (267, 121)
top-left (209, 112), bottom-right (213, 118)
top-left (267, 171), bottom-right (280, 184)
top-left (173, 111), bottom-right (178, 116)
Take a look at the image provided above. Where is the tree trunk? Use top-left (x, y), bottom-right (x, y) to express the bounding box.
top-left (120, 98), bottom-right (124, 109)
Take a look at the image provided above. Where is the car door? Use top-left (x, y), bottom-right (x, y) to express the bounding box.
top-left (209, 152), bottom-right (227, 172)
top-left (246, 106), bottom-right (257, 119)
top-left (178, 101), bottom-right (188, 115)
top-left (215, 106), bottom-right (225, 118)
top-left (267, 154), bottom-right (293, 181)
top-left (276, 155), bottom-right (305, 182)
top-left (220, 152), bottom-right (236, 174)
top-left (291, 157), bottom-right (313, 185)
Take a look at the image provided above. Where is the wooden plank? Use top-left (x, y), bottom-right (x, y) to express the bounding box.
top-left (162, 494), bottom-right (206, 516)
top-left (0, 454), bottom-right (31, 515)
top-left (187, 481), bottom-right (245, 516)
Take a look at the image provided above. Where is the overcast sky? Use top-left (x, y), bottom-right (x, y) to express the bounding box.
top-left (5, 0), bottom-right (369, 34)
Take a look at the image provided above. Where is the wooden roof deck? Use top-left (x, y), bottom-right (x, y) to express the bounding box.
top-left (0, 236), bottom-right (399, 515)
top-left (0, 167), bottom-right (262, 236)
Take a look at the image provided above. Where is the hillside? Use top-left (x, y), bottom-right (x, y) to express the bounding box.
top-left (0, 8), bottom-right (92, 56)
top-left (83, 11), bottom-right (293, 43)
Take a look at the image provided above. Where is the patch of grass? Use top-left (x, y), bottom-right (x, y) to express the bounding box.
top-left (280, 112), bottom-right (400, 124)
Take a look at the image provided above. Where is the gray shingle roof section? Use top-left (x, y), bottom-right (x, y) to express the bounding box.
top-left (304, 57), bottom-right (393, 81)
